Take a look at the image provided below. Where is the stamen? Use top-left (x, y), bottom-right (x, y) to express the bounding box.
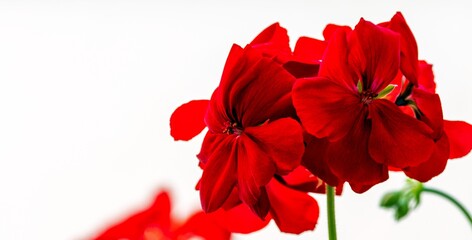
top-left (223, 121), bottom-right (243, 135)
top-left (360, 90), bottom-right (377, 104)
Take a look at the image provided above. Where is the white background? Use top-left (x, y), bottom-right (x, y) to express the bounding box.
top-left (0, 1), bottom-right (471, 239)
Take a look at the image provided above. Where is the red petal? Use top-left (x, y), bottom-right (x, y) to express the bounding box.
top-left (348, 18), bottom-right (400, 93)
top-left (349, 183), bottom-right (376, 193)
top-left (232, 47), bottom-right (297, 127)
top-left (199, 134), bottom-right (238, 213)
top-left (197, 131), bottom-right (217, 166)
top-left (412, 89), bottom-right (444, 138)
top-left (220, 187), bottom-right (242, 210)
top-left (282, 165), bottom-right (344, 195)
top-left (219, 44), bottom-right (245, 96)
top-left (250, 22), bottom-right (291, 60)
top-left (369, 100), bottom-right (435, 168)
top-left (175, 212), bottom-right (231, 240)
top-left (282, 60), bottom-right (320, 78)
top-left (236, 134), bottom-right (275, 212)
top-left (209, 203), bottom-right (270, 234)
top-left (417, 60), bottom-right (436, 93)
top-left (238, 134), bottom-right (275, 195)
top-left (205, 45), bottom-right (245, 133)
top-left (234, 118), bottom-right (303, 217)
top-left (323, 24), bottom-right (351, 41)
top-left (399, 105), bottom-right (415, 118)
top-left (281, 166), bottom-right (322, 192)
top-left (318, 27), bottom-right (357, 90)
top-left (326, 107), bottom-right (388, 191)
top-left (244, 118), bottom-right (304, 174)
top-left (170, 100), bottom-right (209, 141)
top-left (404, 134), bottom-right (449, 182)
top-left (266, 179), bottom-right (319, 234)
top-left (92, 191), bottom-right (172, 239)
top-left (293, 36), bottom-right (326, 63)
top-left (384, 12), bottom-right (419, 86)
top-left (383, 70), bottom-right (403, 102)
top-left (444, 120), bottom-right (472, 159)
top-left (301, 134), bottom-right (341, 187)
top-left (283, 36), bottom-right (326, 78)
top-left (293, 77), bottom-right (362, 141)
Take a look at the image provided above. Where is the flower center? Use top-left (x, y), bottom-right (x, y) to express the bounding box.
top-left (360, 90), bottom-right (377, 105)
top-left (223, 121), bottom-right (243, 135)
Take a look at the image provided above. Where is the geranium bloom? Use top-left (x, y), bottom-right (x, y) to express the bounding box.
top-left (293, 18), bottom-right (437, 192)
top-left (170, 23), bottom-right (324, 234)
top-left (92, 191), bottom-right (232, 240)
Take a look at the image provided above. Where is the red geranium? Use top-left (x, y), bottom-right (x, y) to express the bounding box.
top-left (198, 43), bottom-right (304, 216)
top-left (170, 23), bottom-right (323, 234)
top-left (293, 18), bottom-right (437, 192)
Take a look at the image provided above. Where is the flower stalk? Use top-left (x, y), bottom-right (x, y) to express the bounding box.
top-left (422, 187), bottom-right (472, 228)
top-left (381, 179), bottom-right (472, 229)
top-left (327, 185), bottom-right (337, 240)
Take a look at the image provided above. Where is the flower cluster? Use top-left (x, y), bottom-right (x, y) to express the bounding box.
top-left (170, 12), bottom-right (472, 235)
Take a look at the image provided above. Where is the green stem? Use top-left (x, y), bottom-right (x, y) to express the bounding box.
top-left (327, 185), bottom-right (337, 240)
top-left (422, 187), bottom-right (472, 228)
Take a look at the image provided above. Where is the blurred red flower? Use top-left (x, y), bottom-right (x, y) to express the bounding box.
top-left (92, 191), bottom-right (232, 240)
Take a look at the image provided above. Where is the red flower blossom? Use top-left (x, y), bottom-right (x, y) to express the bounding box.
top-left (199, 42), bottom-right (304, 217)
top-left (92, 191), bottom-right (232, 240)
top-left (171, 23), bottom-right (322, 234)
top-left (293, 18), bottom-right (437, 192)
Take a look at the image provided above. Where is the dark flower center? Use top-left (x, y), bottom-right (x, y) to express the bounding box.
top-left (223, 121), bottom-right (243, 135)
top-left (360, 90), bottom-right (377, 105)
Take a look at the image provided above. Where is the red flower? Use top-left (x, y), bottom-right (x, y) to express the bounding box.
top-left (92, 191), bottom-right (232, 240)
top-left (293, 18), bottom-right (436, 192)
top-left (170, 23), bottom-right (322, 234)
top-left (199, 42), bottom-right (304, 217)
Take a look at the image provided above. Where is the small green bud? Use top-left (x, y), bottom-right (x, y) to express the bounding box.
top-left (395, 202), bottom-right (410, 221)
top-left (380, 179), bottom-right (425, 222)
top-left (380, 191), bottom-right (401, 208)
